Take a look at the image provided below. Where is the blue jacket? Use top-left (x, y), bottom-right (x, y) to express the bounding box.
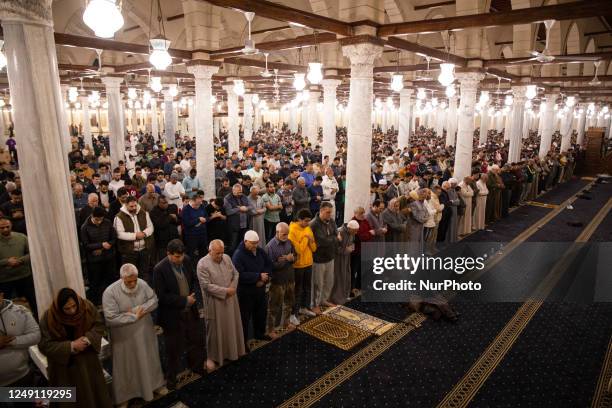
top-left (232, 242), bottom-right (273, 288)
top-left (300, 171), bottom-right (315, 187)
top-left (308, 184), bottom-right (323, 214)
top-left (182, 203), bottom-right (208, 237)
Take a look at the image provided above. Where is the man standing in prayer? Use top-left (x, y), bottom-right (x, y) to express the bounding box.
top-left (265, 223), bottom-right (296, 335)
top-left (310, 202), bottom-right (339, 314)
top-left (232, 230), bottom-right (273, 344)
top-left (153, 239), bottom-right (205, 389)
top-left (164, 172), bottom-right (186, 209)
top-left (330, 220), bottom-right (358, 305)
top-left (114, 196), bottom-right (154, 282)
top-left (196, 240), bottom-right (245, 372)
top-left (224, 184), bottom-right (253, 253)
top-left (102, 264), bottom-right (166, 408)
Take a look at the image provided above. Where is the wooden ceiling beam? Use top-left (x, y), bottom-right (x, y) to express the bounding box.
top-left (203, 0), bottom-right (353, 36)
top-left (386, 36), bottom-right (468, 66)
top-left (223, 57), bottom-right (307, 72)
top-left (378, 0), bottom-right (608, 36)
top-left (414, 1), bottom-right (456, 11)
top-left (53, 32), bottom-right (194, 59)
top-left (484, 51), bottom-right (612, 66)
top-left (210, 33), bottom-right (337, 60)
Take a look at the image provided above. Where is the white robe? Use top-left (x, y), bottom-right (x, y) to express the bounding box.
top-left (197, 254), bottom-right (246, 365)
top-left (102, 279), bottom-right (165, 404)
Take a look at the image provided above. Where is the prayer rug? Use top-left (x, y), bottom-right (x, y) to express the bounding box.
top-left (298, 315), bottom-right (371, 351)
top-left (323, 305), bottom-right (396, 336)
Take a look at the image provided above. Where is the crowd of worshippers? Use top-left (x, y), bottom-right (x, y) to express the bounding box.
top-left (0, 122), bottom-right (582, 407)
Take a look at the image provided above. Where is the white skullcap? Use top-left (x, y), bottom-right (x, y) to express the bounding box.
top-left (347, 220), bottom-right (360, 230)
top-left (244, 230), bottom-right (259, 242)
top-left (386, 156), bottom-right (394, 161)
top-left (449, 178), bottom-right (458, 184)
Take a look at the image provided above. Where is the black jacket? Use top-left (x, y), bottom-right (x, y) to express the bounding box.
top-left (310, 214), bottom-right (338, 264)
top-left (80, 217), bottom-right (116, 263)
top-left (149, 205), bottom-right (180, 248)
top-left (153, 257), bottom-right (199, 331)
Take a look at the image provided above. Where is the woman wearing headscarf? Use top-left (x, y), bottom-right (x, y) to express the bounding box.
top-left (38, 288), bottom-right (112, 408)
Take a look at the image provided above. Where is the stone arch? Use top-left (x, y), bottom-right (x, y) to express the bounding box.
top-left (564, 22), bottom-right (581, 76)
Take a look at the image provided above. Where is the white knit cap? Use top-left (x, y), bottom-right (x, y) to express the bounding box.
top-left (449, 177), bottom-right (458, 184)
top-left (347, 220), bottom-right (359, 230)
top-left (244, 230), bottom-right (259, 242)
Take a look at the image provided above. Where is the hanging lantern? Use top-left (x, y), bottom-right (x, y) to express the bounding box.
top-left (211, 94), bottom-right (217, 104)
top-left (307, 62), bottom-right (323, 85)
top-left (252, 94), bottom-right (260, 105)
top-left (431, 97), bottom-right (439, 107)
top-left (504, 95), bottom-right (513, 106)
top-left (149, 36), bottom-right (172, 70)
top-left (386, 97), bottom-right (394, 108)
top-left (293, 73), bottom-right (306, 91)
top-left (417, 88), bottom-right (426, 100)
top-left (437, 63), bottom-right (455, 87)
top-left (68, 87), bottom-right (79, 103)
top-left (83, 0), bottom-right (124, 38)
top-left (150, 77), bottom-right (163, 93)
top-left (565, 96), bottom-right (576, 107)
top-left (440, 101), bottom-right (447, 109)
top-left (134, 101), bottom-right (142, 109)
top-left (102, 101), bottom-right (109, 109)
top-left (445, 85), bottom-right (456, 98)
top-left (525, 85), bottom-right (537, 100)
top-left (128, 87), bottom-right (137, 100)
top-left (390, 74), bottom-right (404, 92)
top-left (479, 91), bottom-right (490, 105)
top-left (301, 89), bottom-right (310, 102)
top-left (168, 84), bottom-right (179, 97)
top-left (233, 79), bottom-right (245, 96)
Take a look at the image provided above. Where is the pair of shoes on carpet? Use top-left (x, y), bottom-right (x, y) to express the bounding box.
top-left (289, 314), bottom-right (301, 326)
top-left (299, 307), bottom-right (316, 317)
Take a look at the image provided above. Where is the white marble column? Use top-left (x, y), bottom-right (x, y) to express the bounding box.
top-left (576, 107), bottom-right (587, 146)
top-left (522, 110), bottom-right (529, 139)
top-left (301, 99), bottom-right (309, 140)
top-left (434, 106), bottom-right (445, 138)
top-left (289, 105), bottom-right (298, 134)
top-left (254, 104), bottom-right (261, 133)
top-left (307, 90), bottom-right (320, 143)
top-left (223, 84), bottom-right (240, 154)
top-left (479, 97), bottom-right (490, 145)
top-left (187, 62), bottom-right (220, 200)
top-left (341, 40), bottom-right (383, 222)
top-left (0, 108), bottom-right (6, 144)
top-left (322, 79), bottom-right (341, 159)
top-left (445, 95), bottom-right (458, 147)
top-left (213, 116), bottom-right (220, 138)
top-left (79, 95), bottom-right (92, 148)
top-left (398, 88), bottom-right (413, 151)
top-left (243, 94), bottom-right (254, 142)
top-left (453, 72), bottom-right (484, 180)
top-left (101, 76), bottom-right (126, 168)
top-left (163, 89), bottom-right (176, 148)
top-left (150, 97), bottom-right (159, 140)
top-left (508, 86), bottom-right (526, 163)
top-left (560, 105), bottom-right (574, 153)
top-left (1, 3), bottom-right (85, 316)
top-left (538, 93), bottom-right (558, 159)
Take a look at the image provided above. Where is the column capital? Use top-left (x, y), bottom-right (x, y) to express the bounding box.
top-left (400, 88), bottom-right (414, 98)
top-left (511, 85), bottom-right (528, 103)
top-left (79, 95), bottom-right (89, 106)
top-left (162, 89), bottom-right (175, 101)
top-left (186, 60), bottom-right (221, 79)
top-left (308, 91), bottom-right (321, 101)
top-left (0, 0), bottom-right (53, 25)
top-left (322, 79), bottom-right (342, 90)
top-left (341, 41), bottom-right (384, 67)
top-left (101, 76), bottom-right (124, 89)
top-left (455, 72), bottom-right (485, 88)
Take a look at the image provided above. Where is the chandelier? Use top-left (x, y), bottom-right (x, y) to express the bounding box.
top-left (438, 63), bottom-right (455, 87)
top-left (416, 88), bottom-right (426, 100)
top-left (390, 74), bottom-right (404, 92)
top-left (168, 84), bottom-right (178, 97)
top-left (68, 87), bottom-right (79, 103)
top-left (445, 85), bottom-right (456, 98)
top-left (150, 77), bottom-right (163, 93)
top-left (525, 85), bottom-right (537, 100)
top-left (233, 79), bottom-right (245, 96)
top-left (293, 73), bottom-right (306, 91)
top-left (252, 94), bottom-right (260, 104)
top-left (307, 62), bottom-right (323, 85)
top-left (83, 0), bottom-right (124, 38)
top-left (149, 37), bottom-right (172, 70)
top-left (128, 87), bottom-right (137, 100)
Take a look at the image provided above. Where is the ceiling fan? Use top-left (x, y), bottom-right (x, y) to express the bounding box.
top-left (414, 55), bottom-right (433, 81)
top-left (589, 60), bottom-right (602, 86)
top-left (241, 12), bottom-right (258, 55)
top-left (261, 52), bottom-right (272, 77)
top-left (510, 20), bottom-right (601, 64)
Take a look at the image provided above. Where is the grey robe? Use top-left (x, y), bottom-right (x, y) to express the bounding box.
top-left (102, 279), bottom-right (164, 404)
top-left (446, 188), bottom-right (460, 244)
top-left (366, 211), bottom-right (386, 242)
top-left (381, 208), bottom-right (407, 242)
top-left (330, 225), bottom-right (355, 305)
top-left (248, 195), bottom-right (267, 248)
top-left (408, 200), bottom-right (429, 255)
top-left (197, 254), bottom-right (245, 365)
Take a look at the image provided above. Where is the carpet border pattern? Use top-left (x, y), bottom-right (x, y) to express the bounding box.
top-left (592, 336), bottom-right (612, 408)
top-left (278, 313), bottom-right (426, 408)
